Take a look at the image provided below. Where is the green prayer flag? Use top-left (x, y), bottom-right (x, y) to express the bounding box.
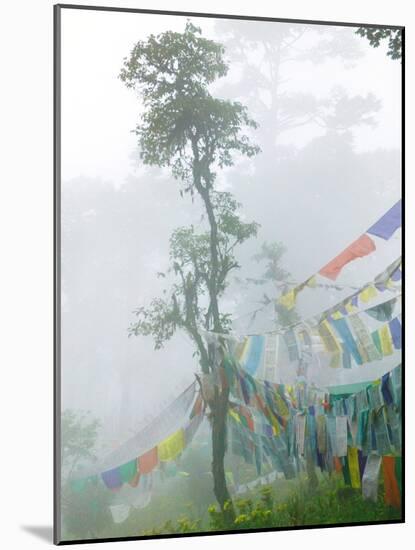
top-left (371, 330), bottom-right (383, 355)
top-left (342, 456), bottom-right (351, 486)
top-left (395, 456), bottom-right (402, 493)
top-left (119, 459), bottom-right (137, 483)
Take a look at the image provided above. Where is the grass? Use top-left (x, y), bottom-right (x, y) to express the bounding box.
top-left (139, 474), bottom-right (401, 536)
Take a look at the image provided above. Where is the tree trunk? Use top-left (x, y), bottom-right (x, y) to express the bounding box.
top-left (190, 141), bottom-right (234, 522)
top-left (211, 384), bottom-right (235, 524)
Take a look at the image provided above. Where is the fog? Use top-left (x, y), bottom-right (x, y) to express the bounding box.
top-left (60, 8), bottom-right (401, 453)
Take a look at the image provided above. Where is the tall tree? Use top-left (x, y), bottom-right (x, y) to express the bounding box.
top-left (214, 21), bottom-right (379, 164)
top-left (120, 22), bottom-right (260, 520)
top-left (356, 27), bottom-right (402, 61)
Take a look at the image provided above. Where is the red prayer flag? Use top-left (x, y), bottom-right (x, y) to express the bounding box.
top-left (383, 456), bottom-right (401, 509)
top-left (129, 471), bottom-right (141, 488)
top-left (190, 394), bottom-right (203, 419)
top-left (138, 447), bottom-right (159, 474)
top-left (334, 457), bottom-right (343, 473)
top-left (319, 234), bottom-right (376, 281)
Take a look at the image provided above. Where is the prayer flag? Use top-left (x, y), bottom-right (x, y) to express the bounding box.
top-left (335, 416), bottom-right (348, 457)
top-left (365, 298), bottom-right (397, 322)
top-left (243, 335), bottom-right (265, 375)
top-left (349, 316), bottom-right (382, 362)
top-left (101, 467), bottom-right (122, 490)
top-left (362, 454), bottom-right (382, 501)
top-left (283, 329), bottom-right (300, 361)
top-left (371, 330), bottom-right (382, 355)
top-left (367, 200), bottom-right (401, 240)
top-left (278, 289), bottom-right (296, 310)
top-left (138, 447), bottom-right (159, 474)
top-left (331, 318), bottom-right (363, 365)
top-left (379, 324), bottom-right (394, 356)
top-left (359, 285), bottom-right (377, 303)
top-left (319, 319), bottom-right (342, 353)
top-left (110, 504), bottom-right (130, 524)
top-left (382, 456), bottom-right (401, 508)
top-left (388, 317), bottom-right (402, 350)
top-left (381, 374), bottom-right (394, 406)
top-left (306, 276), bottom-right (317, 288)
top-left (119, 459), bottom-right (138, 484)
top-left (395, 457), bottom-right (402, 493)
top-left (348, 447), bottom-right (361, 488)
top-left (158, 429), bottom-right (185, 462)
top-left (319, 234), bottom-right (376, 281)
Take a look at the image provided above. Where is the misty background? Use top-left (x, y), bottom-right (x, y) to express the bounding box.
top-left (60, 10), bottom-right (401, 452)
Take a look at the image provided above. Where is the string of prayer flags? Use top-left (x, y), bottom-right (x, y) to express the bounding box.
top-left (71, 384), bottom-right (204, 493)
top-left (73, 381), bottom-right (197, 481)
top-left (367, 200), bottom-right (402, 241)
top-left (226, 358), bottom-right (400, 503)
top-left (276, 257), bottom-right (401, 337)
top-left (318, 312), bottom-right (401, 369)
top-left (277, 199), bottom-right (401, 310)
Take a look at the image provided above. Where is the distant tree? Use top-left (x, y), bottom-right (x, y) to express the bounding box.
top-left (214, 21), bottom-right (380, 163)
top-left (252, 241), bottom-right (300, 328)
top-left (120, 22), bottom-right (260, 521)
top-left (61, 410), bottom-right (113, 539)
top-left (356, 27), bottom-right (402, 60)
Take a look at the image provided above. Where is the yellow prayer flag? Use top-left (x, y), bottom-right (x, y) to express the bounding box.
top-left (348, 447), bottom-right (361, 489)
top-left (386, 278), bottom-right (395, 289)
top-left (331, 311), bottom-right (343, 320)
top-left (268, 411), bottom-right (280, 436)
top-left (321, 319), bottom-right (342, 353)
top-left (345, 302), bottom-right (356, 314)
top-left (158, 429), bottom-right (185, 462)
top-left (275, 393), bottom-right (289, 418)
top-left (379, 325), bottom-right (393, 356)
top-left (278, 289), bottom-right (296, 310)
top-left (306, 276), bottom-right (317, 288)
top-left (229, 409), bottom-right (241, 423)
top-left (238, 337), bottom-right (250, 364)
top-left (359, 285), bottom-right (377, 303)
top-left (329, 351), bottom-right (341, 369)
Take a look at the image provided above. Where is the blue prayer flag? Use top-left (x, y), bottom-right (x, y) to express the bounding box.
top-left (367, 200), bottom-right (401, 240)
